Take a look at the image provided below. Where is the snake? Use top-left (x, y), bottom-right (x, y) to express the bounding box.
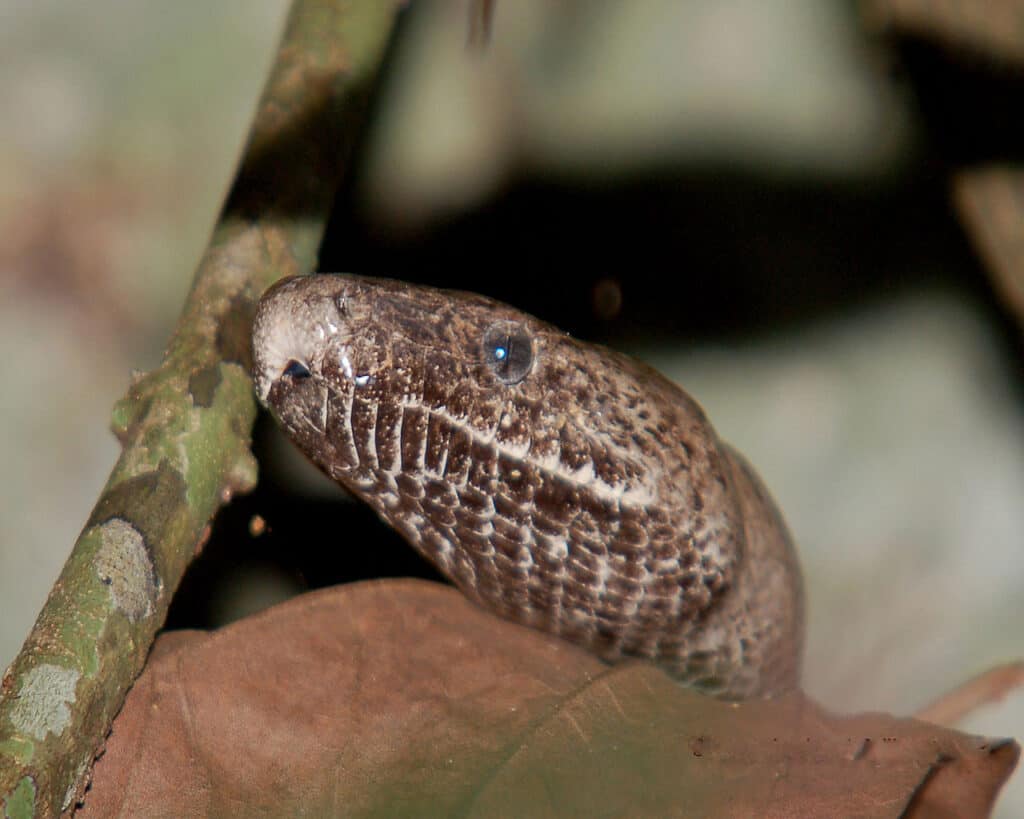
top-left (251, 273), bottom-right (804, 699)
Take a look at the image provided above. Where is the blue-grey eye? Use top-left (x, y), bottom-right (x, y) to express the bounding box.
top-left (283, 360), bottom-right (311, 379)
top-left (483, 323), bottom-right (533, 384)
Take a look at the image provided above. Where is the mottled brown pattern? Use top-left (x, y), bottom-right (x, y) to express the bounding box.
top-left (252, 274), bottom-right (804, 698)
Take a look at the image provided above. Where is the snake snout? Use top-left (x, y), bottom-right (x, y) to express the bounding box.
top-left (252, 276), bottom-right (345, 401)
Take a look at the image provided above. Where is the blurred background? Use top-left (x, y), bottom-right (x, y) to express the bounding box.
top-left (1, 0), bottom-right (1022, 812)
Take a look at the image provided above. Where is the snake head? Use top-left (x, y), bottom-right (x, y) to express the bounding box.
top-left (251, 273), bottom-right (771, 694)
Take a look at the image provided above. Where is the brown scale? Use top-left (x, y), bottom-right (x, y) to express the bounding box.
top-left (253, 274), bottom-right (805, 699)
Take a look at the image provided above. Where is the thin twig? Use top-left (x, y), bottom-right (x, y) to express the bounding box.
top-left (915, 662), bottom-right (1024, 727)
top-left (467, 0), bottom-right (496, 51)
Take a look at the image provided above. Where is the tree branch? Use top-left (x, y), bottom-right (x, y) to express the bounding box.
top-left (0, 1), bottom-right (403, 814)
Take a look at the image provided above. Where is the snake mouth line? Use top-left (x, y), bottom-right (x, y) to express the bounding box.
top-left (313, 376), bottom-right (659, 509)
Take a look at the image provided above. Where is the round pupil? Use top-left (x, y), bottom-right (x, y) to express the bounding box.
top-left (483, 324), bottom-right (533, 384)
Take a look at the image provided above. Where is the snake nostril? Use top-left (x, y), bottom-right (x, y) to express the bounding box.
top-left (282, 359), bottom-right (311, 379)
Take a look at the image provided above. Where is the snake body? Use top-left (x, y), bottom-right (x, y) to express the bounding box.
top-left (252, 274), bottom-right (804, 698)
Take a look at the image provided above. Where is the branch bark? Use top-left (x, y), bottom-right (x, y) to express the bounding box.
top-left (0, 1), bottom-right (403, 815)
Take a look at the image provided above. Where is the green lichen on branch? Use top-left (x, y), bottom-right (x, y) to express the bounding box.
top-left (0, 1), bottom-right (403, 815)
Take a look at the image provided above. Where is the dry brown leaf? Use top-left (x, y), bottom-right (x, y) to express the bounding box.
top-left (954, 167), bottom-right (1024, 327)
top-left (77, 579), bottom-right (1019, 818)
top-left (863, 0), bottom-right (1024, 65)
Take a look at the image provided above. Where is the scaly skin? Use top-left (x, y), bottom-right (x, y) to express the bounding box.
top-left (252, 274), bottom-right (804, 698)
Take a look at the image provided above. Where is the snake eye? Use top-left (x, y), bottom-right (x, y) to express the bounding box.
top-left (483, 323), bottom-right (533, 384)
top-left (282, 359), bottom-right (311, 380)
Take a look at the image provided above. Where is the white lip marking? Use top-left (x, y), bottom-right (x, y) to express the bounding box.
top-left (363, 401), bottom-right (380, 468)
